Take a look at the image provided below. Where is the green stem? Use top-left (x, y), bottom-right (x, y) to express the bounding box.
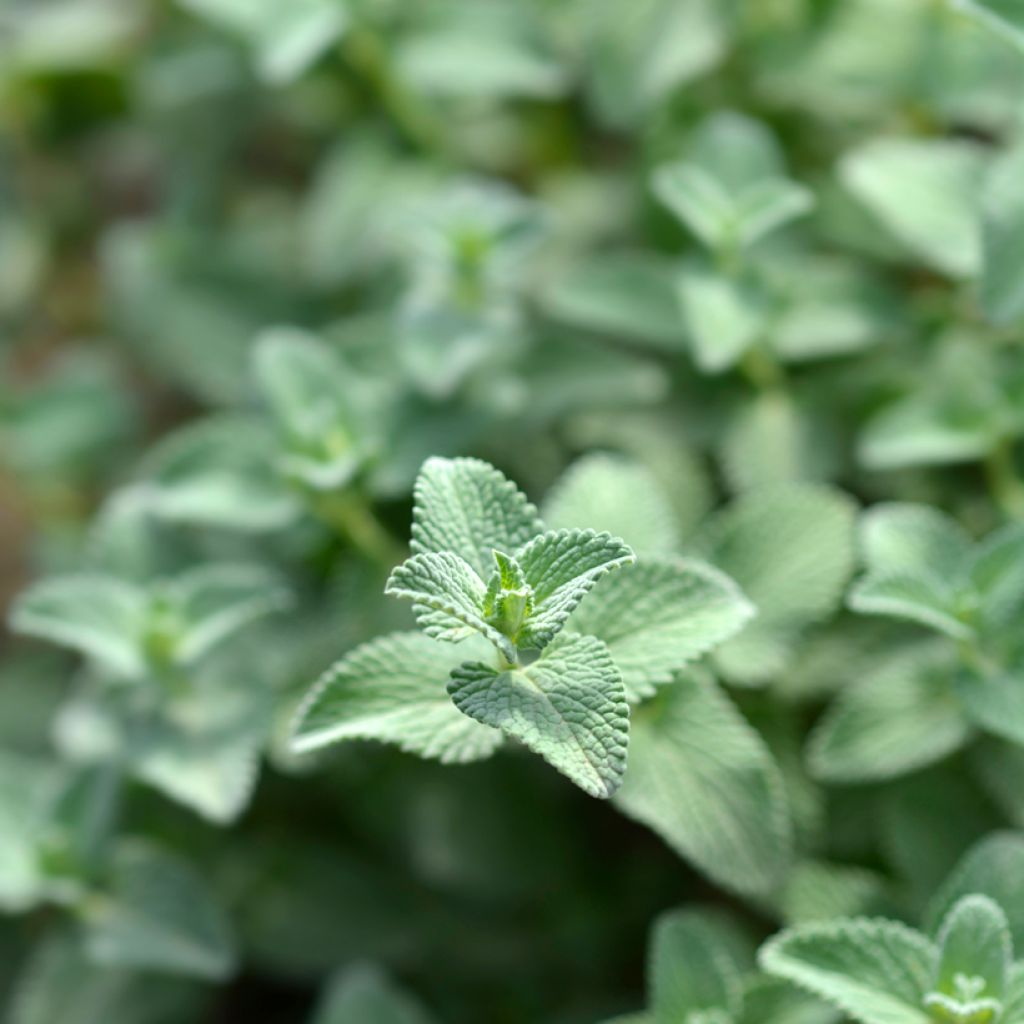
top-left (984, 438), bottom-right (1024, 520)
top-left (318, 491), bottom-right (404, 567)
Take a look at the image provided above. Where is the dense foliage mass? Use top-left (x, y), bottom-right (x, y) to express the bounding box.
top-left (5, 0), bottom-right (1024, 1021)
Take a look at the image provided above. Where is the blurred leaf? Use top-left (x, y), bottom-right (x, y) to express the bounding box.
top-left (311, 962), bottom-right (437, 1024)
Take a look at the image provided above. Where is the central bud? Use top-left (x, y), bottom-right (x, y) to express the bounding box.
top-left (925, 975), bottom-right (1003, 1024)
top-left (483, 550), bottom-right (534, 644)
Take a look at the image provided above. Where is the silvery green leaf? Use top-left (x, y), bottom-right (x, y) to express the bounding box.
top-left (160, 563), bottom-right (292, 665)
top-left (311, 962), bottom-right (437, 1024)
top-left (448, 633), bottom-right (629, 798)
top-left (9, 576), bottom-right (147, 680)
top-left (677, 268), bottom-right (763, 374)
top-left (177, 0), bottom-right (347, 84)
top-left (847, 573), bottom-right (972, 640)
top-left (926, 833), bottom-right (1024, 949)
top-left (839, 138), bottom-right (986, 278)
top-left (808, 644), bottom-right (970, 783)
top-left (410, 457), bottom-right (543, 578)
top-left (291, 632), bottom-right (502, 764)
top-left (781, 860), bottom-right (893, 926)
top-left (696, 485), bottom-right (857, 685)
top-left (542, 452), bottom-right (682, 556)
top-left (541, 252), bottom-right (684, 350)
top-left (83, 841), bottom-right (236, 980)
top-left (514, 528), bottom-right (635, 650)
top-left (980, 142), bottom-right (1024, 325)
top-left (926, 895), bottom-right (1010, 1020)
top-left (386, 551), bottom-right (512, 657)
top-left (759, 918), bottom-right (936, 1024)
top-left (954, 0), bottom-right (1024, 51)
top-left (858, 503), bottom-right (974, 580)
top-left (614, 672), bottom-right (792, 897)
top-left (956, 672), bottom-right (1024, 747)
top-left (569, 560), bottom-right (754, 701)
top-left (8, 934), bottom-right (202, 1024)
top-left (649, 908), bottom-right (744, 1022)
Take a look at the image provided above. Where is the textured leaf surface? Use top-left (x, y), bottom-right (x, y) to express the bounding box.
top-left (312, 962), bottom-right (437, 1024)
top-left (759, 919), bottom-right (936, 1024)
top-left (614, 672), bottom-right (792, 896)
top-left (515, 528), bottom-right (635, 649)
top-left (569, 560), bottom-right (754, 701)
top-left (410, 457), bottom-right (543, 579)
top-left (448, 633), bottom-right (629, 798)
top-left (83, 841), bottom-right (236, 980)
top-left (9, 576), bottom-right (147, 679)
top-left (543, 452), bottom-right (682, 556)
top-left (808, 645), bottom-right (969, 783)
top-left (292, 632), bottom-right (502, 763)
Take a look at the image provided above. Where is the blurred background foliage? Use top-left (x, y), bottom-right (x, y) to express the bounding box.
top-left (4, 0), bottom-right (1024, 1021)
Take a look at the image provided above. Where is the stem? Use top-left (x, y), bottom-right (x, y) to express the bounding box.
top-left (317, 491), bottom-right (404, 567)
top-left (984, 438), bottom-right (1024, 519)
top-left (739, 345), bottom-right (785, 391)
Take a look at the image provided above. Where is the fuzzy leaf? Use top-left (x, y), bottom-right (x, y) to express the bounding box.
top-left (9, 576), bottom-right (147, 679)
top-left (83, 841), bottom-right (236, 980)
top-left (448, 633), bottom-right (629, 798)
top-left (410, 457), bottom-right (543, 579)
top-left (385, 551), bottom-right (511, 657)
top-left (569, 560), bottom-right (754, 701)
top-left (292, 632), bottom-right (502, 764)
top-left (614, 672), bottom-right (792, 897)
top-left (808, 645), bottom-right (970, 783)
top-left (514, 528), bottom-right (635, 649)
top-left (759, 918), bottom-right (936, 1024)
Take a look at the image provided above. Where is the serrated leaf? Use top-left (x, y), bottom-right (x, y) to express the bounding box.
top-left (162, 563), bottom-right (292, 664)
top-left (847, 573), bottom-right (971, 639)
top-left (291, 632), bottom-right (502, 764)
top-left (650, 909), bottom-right (744, 1022)
top-left (9, 576), bottom-right (147, 679)
top-left (759, 919), bottom-right (936, 1024)
top-left (83, 841), bottom-right (236, 980)
top-left (542, 452), bottom-right (682, 556)
top-left (569, 560), bottom-right (754, 701)
top-left (410, 457), bottom-right (543, 579)
top-left (448, 633), bottom-right (629, 798)
top-left (385, 551), bottom-right (512, 657)
top-left (614, 672), bottom-right (792, 897)
top-left (927, 833), bottom-right (1024, 949)
top-left (514, 528), bottom-right (635, 649)
top-left (839, 138), bottom-right (985, 278)
top-left (696, 485), bottom-right (857, 685)
top-left (677, 268), bottom-right (763, 374)
top-left (311, 962), bottom-right (437, 1024)
top-left (808, 644), bottom-right (970, 783)
top-left (927, 895), bottom-right (1010, 1018)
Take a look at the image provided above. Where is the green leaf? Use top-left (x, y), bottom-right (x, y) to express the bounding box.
top-left (957, 672), bottom-right (1024, 747)
top-left (925, 896), bottom-right (1010, 1021)
top-left (847, 573), bottom-right (971, 640)
top-left (569, 560), bottom-right (754, 701)
top-left (9, 576), bottom-right (147, 679)
top-left (83, 841), bottom-right (237, 980)
top-left (696, 485), bottom-right (857, 685)
top-left (311, 962), bottom-right (437, 1024)
top-left (980, 142), bottom-right (1024, 325)
top-left (448, 633), bottom-right (629, 799)
top-left (515, 528), bottom-right (635, 649)
top-left (808, 644), bottom-right (970, 783)
top-left (162, 563), bottom-right (292, 665)
top-left (542, 452), bottom-right (682, 556)
top-left (839, 138), bottom-right (985, 278)
top-left (858, 504), bottom-right (974, 580)
top-left (677, 268), bottom-right (763, 374)
top-left (738, 976), bottom-right (842, 1024)
top-left (649, 908), bottom-right (744, 1022)
top-left (410, 457), bottom-right (543, 579)
top-left (781, 860), bottom-right (893, 925)
top-left (291, 632), bottom-right (502, 764)
top-left (653, 163), bottom-right (736, 250)
top-left (759, 918), bottom-right (936, 1024)
top-left (953, 1), bottom-right (1024, 52)
top-left (0, 751), bottom-right (60, 911)
top-left (385, 551), bottom-right (512, 658)
top-left (613, 672), bottom-right (792, 897)
top-left (927, 833), bottom-right (1024, 949)
top-left (970, 523), bottom-right (1024, 632)
top-left (177, 0), bottom-right (347, 84)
